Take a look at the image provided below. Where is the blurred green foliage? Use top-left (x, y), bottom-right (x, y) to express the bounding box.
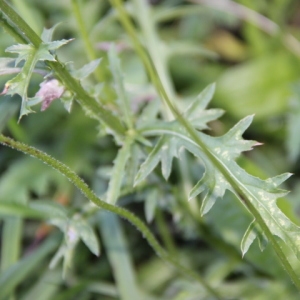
top-left (1, 0), bottom-right (300, 299)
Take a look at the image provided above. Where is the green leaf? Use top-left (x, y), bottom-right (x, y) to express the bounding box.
top-left (241, 220), bottom-right (268, 257)
top-left (135, 84), bottom-right (227, 184)
top-left (49, 215), bottom-right (100, 277)
top-left (71, 58), bottom-right (102, 80)
top-left (72, 216), bottom-right (100, 256)
top-left (30, 200), bottom-right (68, 221)
top-left (3, 31), bottom-right (72, 119)
top-left (20, 269), bottom-right (61, 300)
top-left (183, 83), bottom-right (224, 130)
top-left (241, 220), bottom-right (257, 257)
top-left (145, 188), bottom-right (158, 223)
top-left (141, 106), bottom-right (300, 259)
top-left (109, 45), bottom-right (133, 129)
top-left (6, 44), bottom-right (35, 66)
top-left (0, 57), bottom-right (17, 75)
top-left (106, 137), bottom-right (133, 204)
top-left (183, 118), bottom-right (300, 258)
top-left (189, 163), bottom-right (230, 215)
top-left (125, 144), bottom-right (143, 188)
top-left (0, 159), bottom-right (57, 203)
top-left (0, 202), bottom-right (46, 219)
top-left (98, 212), bottom-right (141, 300)
top-left (41, 25), bottom-right (59, 43)
top-left (136, 98), bottom-right (161, 128)
top-left (134, 135), bottom-right (179, 185)
top-left (0, 236), bottom-right (59, 300)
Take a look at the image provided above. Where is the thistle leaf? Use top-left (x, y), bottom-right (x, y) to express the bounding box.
top-left (6, 44), bottom-right (34, 66)
top-left (134, 135), bottom-right (179, 185)
top-left (137, 83), bottom-right (300, 259)
top-left (183, 83), bottom-right (224, 130)
top-left (183, 119), bottom-right (300, 258)
top-left (189, 165), bottom-right (230, 216)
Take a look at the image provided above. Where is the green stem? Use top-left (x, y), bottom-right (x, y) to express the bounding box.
top-left (0, 0), bottom-right (125, 136)
top-left (0, 134), bottom-right (221, 299)
top-left (131, 0), bottom-right (174, 119)
top-left (70, 0), bottom-right (104, 82)
top-left (110, 0), bottom-right (300, 290)
top-left (0, 12), bottom-right (27, 44)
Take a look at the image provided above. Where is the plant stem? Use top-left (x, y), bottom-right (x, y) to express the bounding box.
top-left (131, 0), bottom-right (174, 120)
top-left (0, 0), bottom-right (125, 136)
top-left (110, 0), bottom-right (300, 290)
top-left (0, 134), bottom-right (221, 299)
top-left (0, 12), bottom-right (27, 44)
top-left (70, 0), bottom-right (104, 82)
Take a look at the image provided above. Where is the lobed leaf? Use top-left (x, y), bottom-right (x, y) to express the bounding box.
top-left (2, 27), bottom-right (73, 120)
top-left (134, 135), bottom-right (179, 185)
top-left (137, 83), bottom-right (300, 259)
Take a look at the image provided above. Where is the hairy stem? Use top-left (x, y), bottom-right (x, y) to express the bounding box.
top-left (0, 134), bottom-right (221, 299)
top-left (110, 0), bottom-right (300, 290)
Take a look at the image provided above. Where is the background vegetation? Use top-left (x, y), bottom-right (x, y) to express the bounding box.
top-left (1, 0), bottom-right (300, 299)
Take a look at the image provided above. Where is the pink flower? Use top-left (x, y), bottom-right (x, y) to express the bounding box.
top-left (36, 79), bottom-right (65, 111)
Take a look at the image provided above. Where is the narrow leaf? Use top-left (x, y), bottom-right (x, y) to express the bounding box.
top-left (98, 212), bottom-right (141, 300)
top-left (134, 136), bottom-right (165, 186)
top-left (109, 45), bottom-right (133, 129)
top-left (184, 83), bottom-right (215, 116)
top-left (0, 236), bottom-right (59, 300)
top-left (0, 202), bottom-right (46, 219)
top-left (106, 137), bottom-right (133, 204)
top-left (145, 188), bottom-right (159, 223)
top-left (241, 220), bottom-right (257, 257)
